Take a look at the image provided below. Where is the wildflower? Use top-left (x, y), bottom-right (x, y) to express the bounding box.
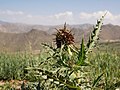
top-left (54, 23), bottom-right (74, 48)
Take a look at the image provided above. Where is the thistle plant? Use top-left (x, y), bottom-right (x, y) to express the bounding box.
top-left (54, 22), bottom-right (74, 48)
top-left (25, 14), bottom-right (106, 90)
top-left (86, 13), bottom-right (107, 55)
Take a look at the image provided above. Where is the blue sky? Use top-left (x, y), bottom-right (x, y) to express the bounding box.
top-left (0, 0), bottom-right (120, 25)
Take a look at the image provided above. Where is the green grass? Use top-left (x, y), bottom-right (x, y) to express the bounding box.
top-left (0, 44), bottom-right (119, 89)
top-left (88, 51), bottom-right (120, 89)
top-left (98, 42), bottom-right (120, 54)
top-left (0, 52), bottom-right (42, 80)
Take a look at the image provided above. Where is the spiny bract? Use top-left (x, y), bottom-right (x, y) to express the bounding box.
top-left (54, 23), bottom-right (74, 48)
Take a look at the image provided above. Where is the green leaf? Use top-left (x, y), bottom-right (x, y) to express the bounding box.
top-left (26, 67), bottom-right (81, 89)
top-left (86, 13), bottom-right (106, 55)
top-left (77, 37), bottom-right (86, 66)
top-left (92, 72), bottom-right (104, 87)
top-left (42, 43), bottom-right (56, 52)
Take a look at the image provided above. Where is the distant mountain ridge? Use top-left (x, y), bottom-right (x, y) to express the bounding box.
top-left (0, 20), bottom-right (93, 34)
top-left (0, 20), bottom-right (51, 33)
top-left (0, 20), bottom-right (120, 52)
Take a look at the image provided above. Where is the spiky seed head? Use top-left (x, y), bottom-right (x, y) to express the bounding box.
top-left (54, 23), bottom-right (74, 48)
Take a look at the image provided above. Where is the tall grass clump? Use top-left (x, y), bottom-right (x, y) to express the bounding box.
top-left (88, 51), bottom-right (120, 90)
top-left (0, 52), bottom-right (42, 80)
top-left (24, 13), bottom-right (120, 90)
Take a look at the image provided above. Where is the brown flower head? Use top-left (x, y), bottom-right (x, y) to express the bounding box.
top-left (54, 23), bottom-right (74, 48)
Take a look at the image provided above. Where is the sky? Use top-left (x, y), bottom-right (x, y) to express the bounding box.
top-left (0, 0), bottom-right (120, 25)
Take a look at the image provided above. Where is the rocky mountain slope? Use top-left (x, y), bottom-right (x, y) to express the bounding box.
top-left (0, 20), bottom-right (120, 52)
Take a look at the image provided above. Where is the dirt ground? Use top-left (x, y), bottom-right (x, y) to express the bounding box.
top-left (0, 80), bottom-right (27, 90)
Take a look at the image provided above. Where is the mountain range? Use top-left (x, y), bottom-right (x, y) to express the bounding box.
top-left (0, 20), bottom-right (120, 52)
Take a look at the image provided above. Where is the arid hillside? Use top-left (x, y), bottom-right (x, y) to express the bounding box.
top-left (0, 20), bottom-right (120, 52)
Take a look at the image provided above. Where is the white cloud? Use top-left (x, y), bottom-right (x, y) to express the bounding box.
top-left (0, 10), bottom-right (120, 25)
top-left (54, 11), bottom-right (73, 19)
top-left (0, 10), bottom-right (24, 15)
top-left (27, 14), bottom-right (33, 18)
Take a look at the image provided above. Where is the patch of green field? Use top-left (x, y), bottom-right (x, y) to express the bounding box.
top-left (0, 42), bottom-right (120, 89)
top-left (98, 42), bottom-right (120, 53)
